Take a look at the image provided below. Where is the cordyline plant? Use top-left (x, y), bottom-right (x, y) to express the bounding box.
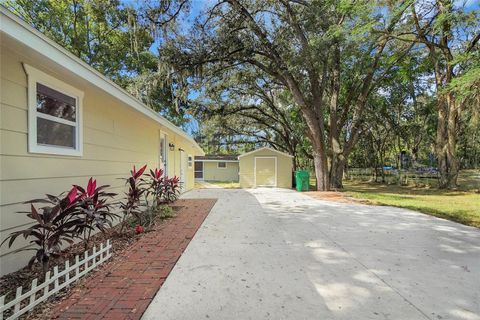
top-left (119, 164), bottom-right (147, 231)
top-left (144, 168), bottom-right (165, 208)
top-left (0, 187), bottom-right (82, 273)
top-left (144, 169), bottom-right (182, 206)
top-left (74, 178), bottom-right (118, 249)
top-left (163, 175), bottom-right (182, 203)
top-left (141, 169), bottom-right (182, 227)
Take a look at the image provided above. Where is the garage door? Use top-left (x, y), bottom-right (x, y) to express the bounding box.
top-left (255, 157), bottom-right (276, 187)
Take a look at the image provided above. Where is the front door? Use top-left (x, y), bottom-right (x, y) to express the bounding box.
top-left (180, 150), bottom-right (187, 191)
top-left (159, 132), bottom-right (168, 176)
top-left (255, 157), bottom-right (277, 187)
top-left (194, 161), bottom-right (204, 180)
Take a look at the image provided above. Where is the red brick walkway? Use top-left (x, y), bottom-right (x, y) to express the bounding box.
top-left (51, 198), bottom-right (217, 320)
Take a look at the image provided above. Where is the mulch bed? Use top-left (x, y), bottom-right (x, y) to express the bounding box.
top-left (0, 198), bottom-right (216, 320)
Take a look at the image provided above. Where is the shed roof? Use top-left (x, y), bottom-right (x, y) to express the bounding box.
top-left (238, 147), bottom-right (294, 159)
top-left (195, 155), bottom-right (239, 161)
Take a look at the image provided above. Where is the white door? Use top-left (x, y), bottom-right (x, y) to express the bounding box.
top-left (254, 157), bottom-right (277, 187)
top-left (159, 132), bottom-right (168, 176)
top-left (180, 150), bottom-right (187, 191)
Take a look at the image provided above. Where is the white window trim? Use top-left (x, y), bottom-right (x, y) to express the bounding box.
top-left (24, 64), bottom-right (84, 156)
top-left (217, 161), bottom-right (227, 169)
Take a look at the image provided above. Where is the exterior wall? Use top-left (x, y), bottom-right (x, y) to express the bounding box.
top-left (201, 161), bottom-right (239, 182)
top-left (239, 149), bottom-right (293, 188)
top-left (166, 134), bottom-right (197, 191)
top-left (0, 45), bottom-right (197, 275)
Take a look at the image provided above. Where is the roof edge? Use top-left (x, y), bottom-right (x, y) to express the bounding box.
top-left (0, 6), bottom-right (204, 155)
top-left (238, 147), bottom-right (294, 159)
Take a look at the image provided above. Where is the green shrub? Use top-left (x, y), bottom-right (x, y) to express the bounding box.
top-left (158, 205), bottom-right (174, 219)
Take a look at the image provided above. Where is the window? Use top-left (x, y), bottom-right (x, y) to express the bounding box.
top-left (218, 161), bottom-right (227, 168)
top-left (188, 155), bottom-right (193, 168)
top-left (24, 64), bottom-right (83, 156)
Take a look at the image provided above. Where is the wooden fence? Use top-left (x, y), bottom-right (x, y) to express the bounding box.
top-left (0, 240), bottom-right (112, 320)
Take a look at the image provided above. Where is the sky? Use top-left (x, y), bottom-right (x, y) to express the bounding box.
top-left (147, 0), bottom-right (213, 55)
top-left (123, 0), bottom-right (480, 135)
top-left (129, 0), bottom-right (210, 134)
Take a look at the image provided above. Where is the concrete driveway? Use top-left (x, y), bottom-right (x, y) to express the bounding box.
top-left (142, 188), bottom-right (480, 320)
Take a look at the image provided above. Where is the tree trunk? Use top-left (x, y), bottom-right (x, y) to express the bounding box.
top-left (329, 155), bottom-right (345, 189)
top-left (436, 94), bottom-right (459, 189)
top-left (411, 147), bottom-right (418, 167)
top-left (297, 103), bottom-right (329, 191)
top-left (312, 142), bottom-right (329, 191)
top-left (380, 151), bottom-right (386, 183)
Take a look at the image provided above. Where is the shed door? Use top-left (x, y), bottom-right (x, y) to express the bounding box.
top-left (255, 157), bottom-right (277, 187)
top-left (194, 161), bottom-right (203, 179)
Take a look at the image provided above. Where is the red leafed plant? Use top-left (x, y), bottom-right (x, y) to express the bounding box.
top-left (135, 225), bottom-right (144, 234)
top-left (132, 164), bottom-right (147, 179)
top-left (1, 177), bottom-right (118, 272)
top-left (144, 168), bottom-right (165, 208)
top-left (163, 175), bottom-right (182, 203)
top-left (144, 169), bottom-right (182, 206)
top-left (120, 165), bottom-right (147, 231)
top-left (73, 178), bottom-right (117, 249)
top-left (0, 187), bottom-right (84, 273)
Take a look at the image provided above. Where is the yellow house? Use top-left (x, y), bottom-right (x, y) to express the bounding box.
top-left (239, 147), bottom-right (293, 188)
top-left (0, 8), bottom-right (204, 275)
top-left (194, 155), bottom-right (239, 182)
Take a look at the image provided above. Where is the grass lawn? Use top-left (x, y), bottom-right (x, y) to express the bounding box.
top-left (343, 181), bottom-right (480, 228)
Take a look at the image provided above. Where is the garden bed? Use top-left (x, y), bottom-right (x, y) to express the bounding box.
top-left (48, 198), bottom-right (215, 320)
top-left (0, 164), bottom-right (192, 320)
top-left (0, 205), bottom-right (183, 320)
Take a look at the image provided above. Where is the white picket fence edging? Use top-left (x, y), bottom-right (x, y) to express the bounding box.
top-left (0, 240), bottom-right (112, 320)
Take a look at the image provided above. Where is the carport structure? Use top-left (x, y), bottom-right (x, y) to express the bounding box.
top-left (238, 147), bottom-right (293, 188)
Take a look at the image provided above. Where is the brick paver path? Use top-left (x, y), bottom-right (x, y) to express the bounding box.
top-left (51, 198), bottom-right (217, 320)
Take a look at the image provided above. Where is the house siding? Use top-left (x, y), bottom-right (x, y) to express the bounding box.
top-left (0, 45), bottom-right (197, 275)
top-left (239, 149), bottom-right (293, 188)
top-left (201, 161), bottom-right (239, 181)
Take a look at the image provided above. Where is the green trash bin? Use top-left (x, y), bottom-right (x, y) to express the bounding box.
top-left (295, 170), bottom-right (310, 192)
